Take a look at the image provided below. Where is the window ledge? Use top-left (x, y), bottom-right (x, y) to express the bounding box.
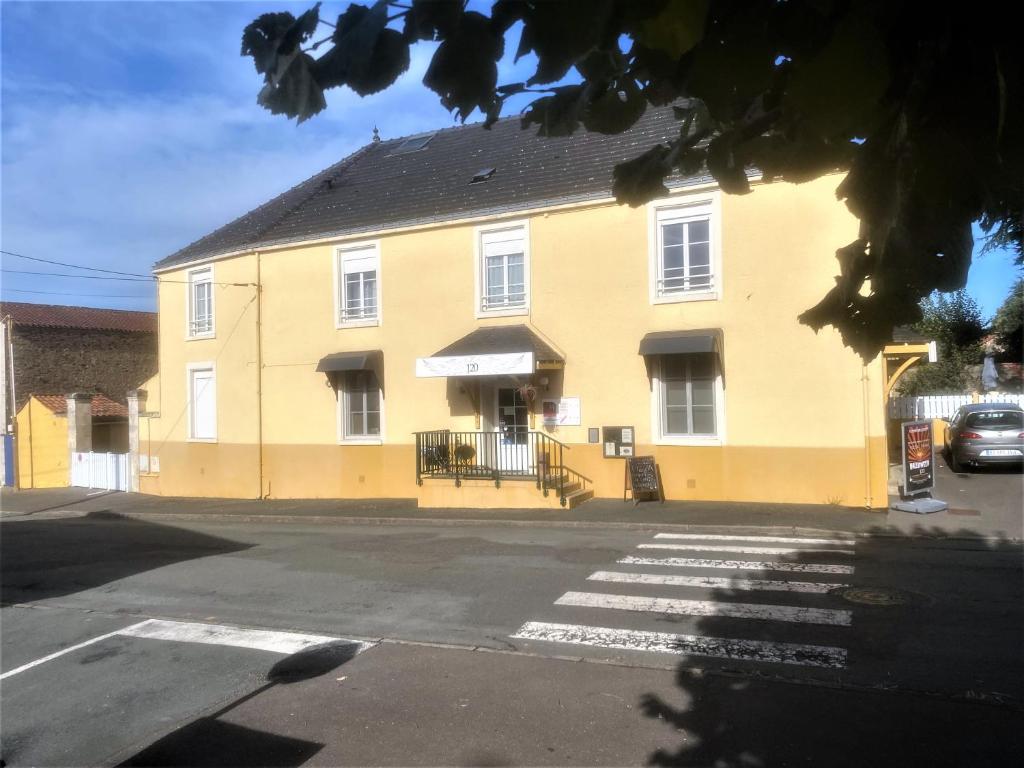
top-left (336, 318), bottom-right (380, 329)
top-left (187, 437), bottom-right (218, 444)
top-left (339, 438), bottom-right (384, 446)
top-left (652, 291), bottom-right (718, 305)
top-left (655, 436), bottom-right (723, 447)
top-left (186, 332), bottom-right (216, 341)
top-left (476, 306), bottom-right (529, 319)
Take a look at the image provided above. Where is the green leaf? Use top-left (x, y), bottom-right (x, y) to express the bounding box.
top-left (258, 52), bottom-right (327, 123)
top-left (520, 86), bottom-right (586, 137)
top-left (403, 0), bottom-right (464, 41)
top-left (632, 0), bottom-right (709, 60)
top-left (612, 144), bottom-right (674, 206)
top-left (517, 0), bottom-right (614, 85)
top-left (423, 11), bottom-right (503, 121)
top-left (705, 134), bottom-right (750, 193)
top-left (583, 80), bottom-right (647, 135)
top-left (242, 12), bottom-right (300, 75)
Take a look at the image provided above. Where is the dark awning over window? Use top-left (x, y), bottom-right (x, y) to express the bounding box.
top-left (315, 350), bottom-right (380, 373)
top-left (638, 330), bottom-right (721, 356)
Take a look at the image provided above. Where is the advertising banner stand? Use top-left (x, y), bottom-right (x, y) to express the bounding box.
top-left (890, 420), bottom-right (949, 514)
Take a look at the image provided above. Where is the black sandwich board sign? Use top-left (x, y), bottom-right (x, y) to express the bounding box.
top-left (901, 420), bottom-right (935, 496)
top-left (624, 456), bottom-right (661, 505)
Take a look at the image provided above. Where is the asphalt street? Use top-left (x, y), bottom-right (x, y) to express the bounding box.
top-left (2, 510), bottom-right (1022, 766)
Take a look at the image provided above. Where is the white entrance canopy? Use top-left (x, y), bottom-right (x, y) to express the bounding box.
top-left (415, 352), bottom-right (534, 378)
top-left (416, 325), bottom-right (563, 379)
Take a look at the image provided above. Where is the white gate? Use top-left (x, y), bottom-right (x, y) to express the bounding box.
top-left (71, 452), bottom-right (129, 491)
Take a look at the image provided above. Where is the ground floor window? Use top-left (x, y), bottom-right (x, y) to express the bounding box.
top-left (658, 353), bottom-right (718, 438)
top-left (188, 365), bottom-right (216, 441)
top-left (340, 370), bottom-right (381, 440)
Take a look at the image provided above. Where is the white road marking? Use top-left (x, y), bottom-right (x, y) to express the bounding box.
top-left (0, 618), bottom-right (369, 680)
top-left (638, 543), bottom-right (855, 556)
top-left (512, 621), bottom-right (847, 668)
top-left (0, 621), bottom-right (154, 680)
top-left (588, 571), bottom-right (846, 594)
top-left (653, 533), bottom-right (856, 545)
top-left (619, 555), bottom-right (855, 575)
top-left (554, 591), bottom-right (852, 626)
top-left (118, 619), bottom-right (370, 655)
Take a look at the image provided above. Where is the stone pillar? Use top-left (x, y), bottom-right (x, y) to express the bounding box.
top-left (127, 389), bottom-right (146, 493)
top-left (67, 393), bottom-right (92, 486)
top-left (66, 393), bottom-right (93, 455)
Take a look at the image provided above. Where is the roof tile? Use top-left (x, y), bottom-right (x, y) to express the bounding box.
top-left (156, 106), bottom-right (709, 270)
top-left (1, 302), bottom-right (156, 333)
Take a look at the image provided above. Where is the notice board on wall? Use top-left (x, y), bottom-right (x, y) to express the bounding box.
top-left (602, 426), bottom-right (634, 458)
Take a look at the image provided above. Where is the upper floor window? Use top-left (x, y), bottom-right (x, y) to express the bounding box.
top-left (658, 353), bottom-right (718, 439)
top-left (651, 197), bottom-right (717, 302)
top-left (478, 224), bottom-right (529, 316)
top-left (339, 370), bottom-right (381, 440)
top-left (188, 267), bottom-right (214, 337)
top-left (336, 243), bottom-right (380, 326)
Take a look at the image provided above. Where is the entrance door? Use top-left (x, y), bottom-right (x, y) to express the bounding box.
top-left (496, 387), bottom-right (532, 474)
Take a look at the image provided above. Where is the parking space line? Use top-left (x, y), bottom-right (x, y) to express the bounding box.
top-left (1, 618), bottom-right (372, 680)
top-left (118, 619), bottom-right (368, 655)
top-left (0, 620), bottom-right (155, 680)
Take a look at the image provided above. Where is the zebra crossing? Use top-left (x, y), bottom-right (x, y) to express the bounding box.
top-left (512, 531), bottom-right (857, 669)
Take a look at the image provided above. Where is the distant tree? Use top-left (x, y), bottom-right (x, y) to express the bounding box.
top-left (899, 290), bottom-right (986, 395)
top-left (991, 278), bottom-right (1023, 363)
top-left (241, 1), bottom-right (1021, 359)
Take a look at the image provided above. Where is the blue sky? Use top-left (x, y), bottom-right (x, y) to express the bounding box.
top-left (1, 1), bottom-right (1018, 318)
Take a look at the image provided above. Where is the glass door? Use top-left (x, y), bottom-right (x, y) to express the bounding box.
top-left (496, 387), bottom-right (532, 474)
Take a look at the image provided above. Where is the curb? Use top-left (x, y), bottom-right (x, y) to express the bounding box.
top-left (80, 510), bottom-right (1022, 544)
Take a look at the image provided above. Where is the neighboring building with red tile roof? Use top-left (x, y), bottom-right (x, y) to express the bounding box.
top-left (1, 301), bottom-right (157, 415)
top-left (33, 393), bottom-right (129, 419)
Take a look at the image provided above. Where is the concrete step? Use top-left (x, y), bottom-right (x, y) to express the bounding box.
top-left (564, 488), bottom-right (594, 510)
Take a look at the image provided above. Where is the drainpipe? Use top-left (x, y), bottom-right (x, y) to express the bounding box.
top-left (256, 252), bottom-right (265, 499)
top-left (861, 364), bottom-right (873, 509)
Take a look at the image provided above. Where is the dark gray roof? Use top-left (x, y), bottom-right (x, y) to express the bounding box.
top-left (432, 325), bottom-right (563, 362)
top-left (156, 106), bottom-right (706, 271)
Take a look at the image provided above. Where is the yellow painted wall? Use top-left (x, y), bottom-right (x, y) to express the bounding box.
top-left (15, 397), bottom-right (69, 489)
top-left (143, 175), bottom-right (888, 507)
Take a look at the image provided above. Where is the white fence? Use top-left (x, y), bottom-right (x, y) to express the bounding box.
top-left (71, 451), bottom-right (129, 491)
top-left (888, 393), bottom-right (1024, 420)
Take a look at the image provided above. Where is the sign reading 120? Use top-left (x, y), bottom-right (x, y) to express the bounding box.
top-left (466, 362), bottom-right (479, 373)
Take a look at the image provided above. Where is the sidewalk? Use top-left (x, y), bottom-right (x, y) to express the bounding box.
top-left (2, 484), bottom-right (1020, 541)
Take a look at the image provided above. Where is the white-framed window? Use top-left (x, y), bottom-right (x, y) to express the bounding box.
top-left (187, 364), bottom-right (217, 441)
top-left (649, 195), bottom-right (720, 303)
top-left (652, 353), bottom-right (724, 444)
top-left (338, 370), bottom-right (382, 442)
top-left (476, 223), bottom-right (529, 317)
top-left (187, 267), bottom-right (214, 338)
top-left (335, 242), bottom-right (380, 327)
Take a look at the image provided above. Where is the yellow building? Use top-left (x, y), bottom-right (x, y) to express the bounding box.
top-left (16, 394), bottom-right (128, 488)
top-left (139, 108), bottom-right (888, 509)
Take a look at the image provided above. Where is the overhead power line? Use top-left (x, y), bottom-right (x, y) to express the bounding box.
top-left (2, 288), bottom-right (153, 299)
top-left (0, 248), bottom-right (152, 278)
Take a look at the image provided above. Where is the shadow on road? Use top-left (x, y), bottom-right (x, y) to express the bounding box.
top-left (639, 527), bottom-right (1024, 767)
top-left (117, 641), bottom-right (362, 767)
top-left (1, 511), bottom-right (252, 603)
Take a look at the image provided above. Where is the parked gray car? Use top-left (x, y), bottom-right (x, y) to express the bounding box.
top-left (943, 402), bottom-right (1024, 472)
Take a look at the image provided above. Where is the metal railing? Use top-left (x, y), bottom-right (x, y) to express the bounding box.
top-left (414, 429), bottom-right (588, 506)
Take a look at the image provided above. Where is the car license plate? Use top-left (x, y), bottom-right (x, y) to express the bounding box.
top-left (980, 449), bottom-right (1022, 457)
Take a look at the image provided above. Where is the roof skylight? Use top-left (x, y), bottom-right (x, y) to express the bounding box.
top-left (390, 133), bottom-right (435, 155)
